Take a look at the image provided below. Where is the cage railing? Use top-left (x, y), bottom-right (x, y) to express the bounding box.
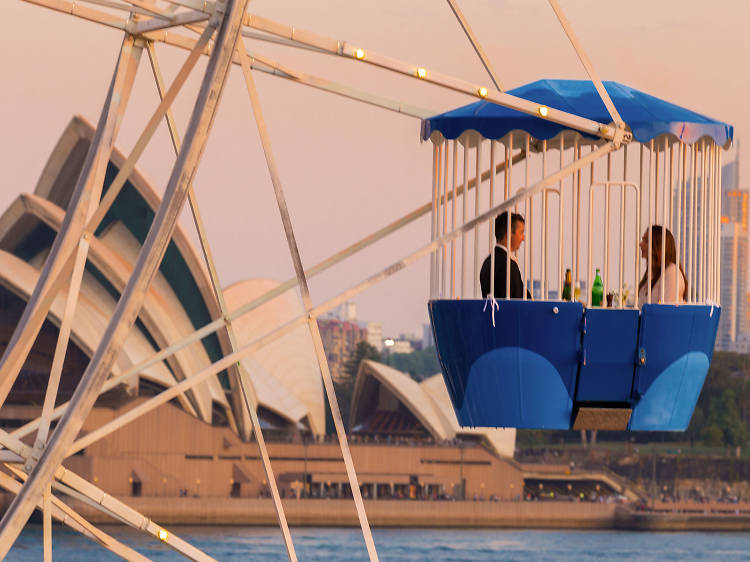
top-left (428, 131), bottom-right (722, 308)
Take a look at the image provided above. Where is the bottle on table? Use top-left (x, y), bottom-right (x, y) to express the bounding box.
top-left (591, 268), bottom-right (604, 307)
top-left (562, 269), bottom-right (572, 301)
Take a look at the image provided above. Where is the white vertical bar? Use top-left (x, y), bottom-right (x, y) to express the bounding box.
top-left (474, 136), bottom-right (482, 298)
top-left (437, 143), bottom-right (444, 297)
top-left (654, 140), bottom-right (661, 228)
top-left (661, 138), bottom-right (667, 305)
top-left (716, 147), bottom-right (724, 306)
top-left (704, 143), bottom-right (710, 303)
top-left (542, 140), bottom-right (548, 299)
top-left (435, 143), bottom-right (443, 298)
top-left (710, 144), bottom-right (715, 303)
top-left (717, 147), bottom-right (722, 304)
top-left (713, 144), bottom-right (718, 302)
top-left (442, 142), bottom-right (449, 297)
top-left (669, 144), bottom-right (677, 230)
top-left (648, 140), bottom-right (654, 304)
top-left (675, 143), bottom-right (683, 303)
top-left (430, 143), bottom-right (438, 298)
top-left (451, 140), bottom-right (457, 299)
top-left (489, 141), bottom-right (496, 254)
top-left (558, 136), bottom-right (564, 300)
top-left (693, 144), bottom-right (699, 303)
top-left (505, 204), bottom-right (511, 300)
top-left (716, 145), bottom-right (721, 303)
top-left (636, 145), bottom-right (644, 308)
top-left (680, 143), bottom-right (688, 268)
top-left (714, 145), bottom-right (718, 302)
top-left (489, 141), bottom-right (495, 299)
top-left (712, 144), bottom-right (718, 302)
top-left (619, 145), bottom-right (627, 307)
top-left (509, 133), bottom-right (515, 203)
top-left (506, 135), bottom-right (513, 299)
top-left (588, 148), bottom-right (595, 306)
top-left (698, 140), bottom-right (707, 304)
top-left (587, 185), bottom-right (594, 306)
top-left (570, 137), bottom-right (581, 298)
top-left (604, 152), bottom-right (611, 302)
top-left (461, 139), bottom-right (468, 298)
top-left (524, 134), bottom-right (530, 299)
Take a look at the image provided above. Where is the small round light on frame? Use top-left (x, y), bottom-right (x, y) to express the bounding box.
top-left (416, 67), bottom-right (427, 79)
top-left (538, 105), bottom-right (549, 117)
top-left (478, 87), bottom-right (488, 98)
top-left (158, 529), bottom-right (169, 541)
top-left (355, 48), bottom-right (365, 60)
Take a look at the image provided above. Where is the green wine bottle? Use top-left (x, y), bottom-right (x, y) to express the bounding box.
top-left (591, 268), bottom-right (604, 307)
top-left (562, 269), bottom-right (572, 301)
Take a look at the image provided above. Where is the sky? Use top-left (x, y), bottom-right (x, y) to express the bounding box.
top-left (1, 0), bottom-right (748, 338)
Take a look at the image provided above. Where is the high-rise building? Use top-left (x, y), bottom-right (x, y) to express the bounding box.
top-left (715, 147), bottom-right (749, 349)
top-left (422, 324), bottom-right (434, 349)
top-left (318, 318), bottom-right (368, 381)
top-left (723, 189), bottom-right (748, 231)
top-left (337, 302), bottom-right (357, 322)
top-left (717, 221), bottom-right (748, 349)
top-left (677, 151), bottom-right (748, 349)
top-left (367, 322), bottom-right (384, 352)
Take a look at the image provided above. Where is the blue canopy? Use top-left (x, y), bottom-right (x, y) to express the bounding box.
top-left (421, 80), bottom-right (733, 148)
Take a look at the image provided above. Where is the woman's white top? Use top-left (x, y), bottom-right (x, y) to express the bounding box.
top-left (638, 263), bottom-right (686, 305)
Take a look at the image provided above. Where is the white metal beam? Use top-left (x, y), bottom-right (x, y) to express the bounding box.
top-left (86, 21), bottom-right (216, 234)
top-left (0, 35), bottom-right (142, 410)
top-left (0, 0), bottom-right (250, 552)
top-left (150, 25), bottom-right (433, 118)
top-left (240, 13), bottom-right (616, 140)
top-left (235, 36), bottom-right (368, 561)
top-left (0, 432), bottom-right (214, 561)
top-left (130, 9), bottom-right (209, 34)
top-left (0, 471), bottom-right (148, 561)
top-left (445, 0), bottom-right (503, 91)
top-left (547, 0), bottom-right (625, 130)
top-left (19, 0), bottom-right (128, 29)
top-left (144, 39), bottom-right (243, 435)
top-left (146, 38), bottom-right (298, 561)
top-left (30, 234), bottom-right (91, 465)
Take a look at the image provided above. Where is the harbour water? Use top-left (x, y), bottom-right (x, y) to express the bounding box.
top-left (7, 526), bottom-right (750, 561)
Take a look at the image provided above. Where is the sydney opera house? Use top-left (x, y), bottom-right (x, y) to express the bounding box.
top-left (0, 117), bottom-right (530, 513)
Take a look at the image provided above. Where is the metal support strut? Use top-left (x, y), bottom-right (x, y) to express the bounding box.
top-left (0, 0), bottom-right (250, 554)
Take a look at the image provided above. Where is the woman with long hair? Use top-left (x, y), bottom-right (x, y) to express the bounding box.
top-left (638, 225), bottom-right (688, 304)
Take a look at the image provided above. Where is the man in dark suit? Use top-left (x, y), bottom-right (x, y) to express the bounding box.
top-left (480, 211), bottom-right (530, 299)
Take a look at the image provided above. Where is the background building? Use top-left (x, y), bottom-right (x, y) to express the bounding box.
top-left (422, 324), bottom-right (434, 350)
top-left (318, 318), bottom-right (367, 381)
top-left (366, 322), bottom-right (383, 352)
top-left (716, 151), bottom-right (749, 350)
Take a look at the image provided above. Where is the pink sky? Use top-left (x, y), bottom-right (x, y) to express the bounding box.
top-left (0, 0), bottom-right (747, 337)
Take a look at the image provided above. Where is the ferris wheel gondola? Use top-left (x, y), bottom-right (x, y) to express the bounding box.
top-left (425, 79), bottom-right (732, 432)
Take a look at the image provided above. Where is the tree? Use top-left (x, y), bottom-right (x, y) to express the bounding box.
top-left (324, 341), bottom-right (381, 434)
top-left (384, 346), bottom-right (441, 381)
top-left (701, 423), bottom-right (724, 447)
top-left (343, 341), bottom-right (381, 379)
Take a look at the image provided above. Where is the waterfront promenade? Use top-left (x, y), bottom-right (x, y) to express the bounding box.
top-left (44, 497), bottom-right (750, 531)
